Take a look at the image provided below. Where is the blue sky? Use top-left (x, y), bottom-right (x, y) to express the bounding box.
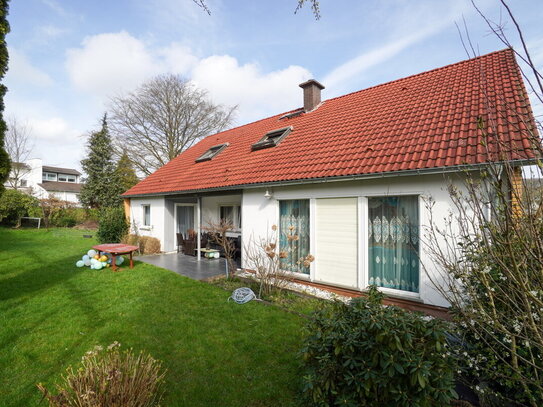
top-left (5, 0), bottom-right (543, 170)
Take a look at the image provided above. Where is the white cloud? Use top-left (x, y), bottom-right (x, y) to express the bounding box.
top-left (42, 0), bottom-right (68, 17)
top-left (323, 25), bottom-right (443, 92)
top-left (29, 117), bottom-right (80, 142)
top-left (158, 43), bottom-right (199, 75)
top-left (3, 104), bottom-right (86, 170)
top-left (36, 24), bottom-right (67, 40)
top-left (65, 31), bottom-right (312, 123)
top-left (322, 0), bottom-right (475, 95)
top-left (29, 117), bottom-right (85, 170)
top-left (191, 55), bottom-right (311, 122)
top-left (7, 47), bottom-right (54, 87)
top-left (66, 31), bottom-right (161, 98)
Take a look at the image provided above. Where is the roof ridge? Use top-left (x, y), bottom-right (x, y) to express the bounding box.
top-left (124, 47), bottom-right (538, 197)
top-left (324, 48), bottom-right (513, 103)
top-left (200, 49), bottom-right (512, 143)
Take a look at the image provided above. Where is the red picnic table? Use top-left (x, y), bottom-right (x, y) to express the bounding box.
top-left (92, 243), bottom-right (139, 271)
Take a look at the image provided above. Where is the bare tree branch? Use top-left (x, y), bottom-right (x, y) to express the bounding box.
top-left (4, 116), bottom-right (34, 190)
top-left (109, 74), bottom-right (236, 176)
top-left (295, 0), bottom-right (321, 19)
top-left (192, 0), bottom-right (211, 15)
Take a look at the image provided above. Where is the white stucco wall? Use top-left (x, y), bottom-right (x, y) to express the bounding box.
top-left (48, 191), bottom-right (81, 204)
top-left (241, 173), bottom-right (467, 307)
top-left (129, 197), bottom-right (166, 250)
top-left (201, 194), bottom-right (242, 231)
top-left (26, 158), bottom-right (43, 188)
top-left (127, 173), bottom-right (468, 307)
top-left (129, 195), bottom-right (242, 252)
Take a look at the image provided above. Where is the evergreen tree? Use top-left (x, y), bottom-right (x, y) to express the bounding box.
top-left (79, 114), bottom-right (123, 208)
top-left (115, 152), bottom-right (139, 193)
top-left (0, 1), bottom-right (11, 197)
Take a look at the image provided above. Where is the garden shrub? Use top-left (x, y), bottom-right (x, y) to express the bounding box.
top-left (445, 224), bottom-right (543, 407)
top-left (0, 189), bottom-right (39, 225)
top-left (50, 208), bottom-right (98, 227)
top-left (301, 286), bottom-right (457, 407)
top-left (96, 206), bottom-right (128, 243)
top-left (37, 342), bottom-right (165, 407)
top-left (53, 213), bottom-right (77, 227)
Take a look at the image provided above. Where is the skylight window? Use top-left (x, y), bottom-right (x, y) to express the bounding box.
top-left (279, 109), bottom-right (303, 120)
top-left (195, 143), bottom-right (228, 163)
top-left (251, 126), bottom-right (292, 151)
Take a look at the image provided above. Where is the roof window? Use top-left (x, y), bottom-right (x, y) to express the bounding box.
top-left (195, 143), bottom-right (228, 163)
top-left (279, 109), bottom-right (303, 120)
top-left (251, 126), bottom-right (292, 151)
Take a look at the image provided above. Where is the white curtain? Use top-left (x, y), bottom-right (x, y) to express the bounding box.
top-left (368, 196), bottom-right (419, 293)
top-left (176, 206), bottom-right (194, 236)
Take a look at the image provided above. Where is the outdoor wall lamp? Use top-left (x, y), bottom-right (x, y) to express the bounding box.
top-left (264, 189), bottom-right (273, 199)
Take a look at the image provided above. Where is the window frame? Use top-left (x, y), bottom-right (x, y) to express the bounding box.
top-left (58, 173), bottom-right (77, 183)
top-left (142, 204), bottom-right (151, 227)
top-left (195, 143), bottom-right (229, 163)
top-left (43, 172), bottom-right (57, 181)
top-left (219, 204), bottom-right (241, 230)
top-left (278, 198), bottom-right (311, 276)
top-left (251, 126), bottom-right (292, 151)
top-left (365, 194), bottom-right (421, 296)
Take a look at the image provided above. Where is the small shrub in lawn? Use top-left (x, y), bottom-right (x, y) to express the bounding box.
top-left (300, 286), bottom-right (457, 407)
top-left (50, 208), bottom-right (98, 227)
top-left (37, 342), bottom-right (166, 407)
top-left (96, 206), bottom-right (129, 243)
top-left (54, 214), bottom-right (77, 227)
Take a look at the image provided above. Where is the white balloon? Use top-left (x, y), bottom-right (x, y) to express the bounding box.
top-left (87, 250), bottom-right (97, 258)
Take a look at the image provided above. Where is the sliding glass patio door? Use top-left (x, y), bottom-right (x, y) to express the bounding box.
top-left (176, 205), bottom-right (195, 237)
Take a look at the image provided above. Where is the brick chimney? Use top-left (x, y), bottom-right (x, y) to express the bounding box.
top-left (299, 79), bottom-right (325, 112)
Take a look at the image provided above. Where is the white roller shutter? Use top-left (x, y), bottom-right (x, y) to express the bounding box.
top-left (315, 198), bottom-right (358, 288)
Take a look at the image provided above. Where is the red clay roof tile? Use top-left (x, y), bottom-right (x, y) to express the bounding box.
top-left (124, 49), bottom-right (538, 197)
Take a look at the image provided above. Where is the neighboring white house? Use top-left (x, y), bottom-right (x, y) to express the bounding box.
top-left (4, 158), bottom-right (84, 205)
top-left (122, 49), bottom-right (537, 311)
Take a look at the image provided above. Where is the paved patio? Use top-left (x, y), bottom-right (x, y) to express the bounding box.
top-left (137, 252), bottom-right (229, 280)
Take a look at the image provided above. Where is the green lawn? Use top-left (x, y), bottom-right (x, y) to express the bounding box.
top-left (0, 228), bottom-right (306, 406)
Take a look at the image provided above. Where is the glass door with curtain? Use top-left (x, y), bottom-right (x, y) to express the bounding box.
top-left (176, 205), bottom-right (195, 237)
top-left (368, 196), bottom-right (419, 293)
top-left (279, 199), bottom-right (310, 274)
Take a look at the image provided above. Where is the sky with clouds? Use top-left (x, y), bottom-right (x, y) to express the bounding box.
top-left (5, 0), bottom-right (543, 171)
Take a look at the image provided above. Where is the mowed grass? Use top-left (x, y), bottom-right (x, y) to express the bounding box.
top-left (0, 228), bottom-right (306, 406)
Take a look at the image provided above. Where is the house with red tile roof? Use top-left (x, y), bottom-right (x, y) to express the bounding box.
top-left (122, 49), bottom-right (538, 308)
